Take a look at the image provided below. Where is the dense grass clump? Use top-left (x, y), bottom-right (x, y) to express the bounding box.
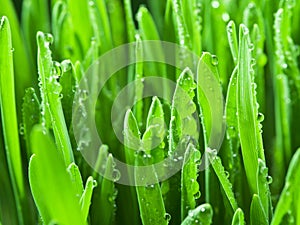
top-left (1, 0), bottom-right (300, 224)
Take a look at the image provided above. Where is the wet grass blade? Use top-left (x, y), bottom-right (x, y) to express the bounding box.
top-left (181, 203), bottom-right (213, 225)
top-left (80, 176), bottom-right (97, 221)
top-left (98, 154), bottom-right (119, 225)
top-left (181, 143), bottom-right (201, 220)
top-left (29, 125), bottom-right (86, 224)
top-left (135, 153), bottom-right (168, 225)
top-left (236, 24), bottom-right (259, 194)
top-left (227, 21), bottom-right (239, 65)
top-left (21, 88), bottom-right (41, 159)
top-left (37, 31), bottom-right (74, 165)
top-left (250, 194), bottom-right (268, 225)
top-left (0, 2), bottom-right (34, 103)
top-left (231, 208), bottom-right (245, 225)
top-left (271, 148), bottom-right (300, 225)
top-left (163, 68), bottom-right (198, 224)
top-left (208, 153), bottom-right (238, 212)
top-left (0, 16), bottom-right (25, 225)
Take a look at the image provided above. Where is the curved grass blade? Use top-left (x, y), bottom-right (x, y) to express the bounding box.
top-left (231, 208), bottom-right (245, 225)
top-left (21, 87), bottom-right (41, 159)
top-left (37, 31), bottom-right (74, 165)
top-left (243, 3), bottom-right (267, 113)
top-left (250, 194), bottom-right (268, 225)
top-left (181, 143), bottom-right (201, 220)
top-left (121, 110), bottom-right (140, 225)
top-left (227, 21), bottom-right (239, 65)
top-left (224, 67), bottom-right (239, 162)
top-left (80, 176), bottom-right (97, 221)
top-left (142, 96), bottom-right (166, 165)
top-left (208, 152), bottom-right (238, 212)
top-left (162, 68), bottom-right (198, 224)
top-left (124, 109), bottom-right (141, 166)
top-left (135, 153), bottom-right (168, 225)
top-left (67, 163), bottom-right (84, 201)
top-left (29, 125), bottom-right (86, 224)
top-left (59, 60), bottom-right (76, 128)
top-left (181, 203), bottom-right (213, 225)
top-left (257, 159), bottom-right (272, 220)
top-left (0, 3), bottom-right (34, 103)
top-left (169, 67), bottom-right (198, 154)
top-left (0, 16), bottom-right (25, 224)
top-left (271, 148), bottom-right (300, 225)
top-left (237, 24), bottom-right (259, 194)
top-left (197, 52), bottom-right (223, 205)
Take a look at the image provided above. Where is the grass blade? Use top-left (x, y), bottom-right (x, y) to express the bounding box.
top-left (181, 203), bottom-right (213, 225)
top-left (135, 153), bottom-right (168, 225)
top-left (142, 96), bottom-right (165, 164)
top-left (227, 21), bottom-right (239, 65)
top-left (80, 176), bottom-right (97, 221)
top-left (0, 2), bottom-right (34, 104)
top-left (37, 31), bottom-right (74, 165)
top-left (67, 163), bottom-right (84, 201)
top-left (98, 154), bottom-right (118, 225)
top-left (208, 153), bottom-right (238, 212)
top-left (181, 143), bottom-right (201, 220)
top-left (237, 24), bottom-right (259, 194)
top-left (271, 148), bottom-right (300, 225)
top-left (29, 125), bottom-right (86, 224)
top-left (163, 68), bottom-right (198, 224)
top-left (0, 16), bottom-right (25, 224)
top-left (231, 208), bottom-right (245, 225)
top-left (250, 194), bottom-right (268, 225)
top-left (21, 87), bottom-right (41, 159)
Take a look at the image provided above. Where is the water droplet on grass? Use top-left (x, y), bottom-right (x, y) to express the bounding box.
top-left (164, 213), bottom-right (171, 222)
top-left (211, 55), bottom-right (218, 66)
top-left (211, 0), bottom-right (220, 8)
top-left (267, 175), bottom-right (273, 184)
top-left (257, 113), bottom-right (264, 122)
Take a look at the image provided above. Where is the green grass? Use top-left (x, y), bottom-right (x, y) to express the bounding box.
top-left (1, 0), bottom-right (300, 224)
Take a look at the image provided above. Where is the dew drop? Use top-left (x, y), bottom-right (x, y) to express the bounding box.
top-left (45, 33), bottom-right (54, 44)
top-left (222, 13), bottom-right (230, 22)
top-left (92, 180), bottom-right (97, 187)
top-left (146, 184), bottom-right (155, 189)
top-left (225, 171), bottom-right (230, 178)
top-left (89, 0), bottom-right (95, 6)
top-left (211, 55), bottom-right (219, 66)
top-left (194, 191), bottom-right (201, 199)
top-left (267, 175), bottom-right (273, 184)
top-left (257, 112), bottom-right (264, 122)
top-left (164, 213), bottom-right (171, 222)
top-left (249, 43), bottom-right (254, 51)
top-left (112, 169), bottom-right (121, 182)
top-left (211, 0), bottom-right (220, 8)
top-left (19, 123), bottom-right (25, 135)
top-left (282, 63), bottom-right (288, 69)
